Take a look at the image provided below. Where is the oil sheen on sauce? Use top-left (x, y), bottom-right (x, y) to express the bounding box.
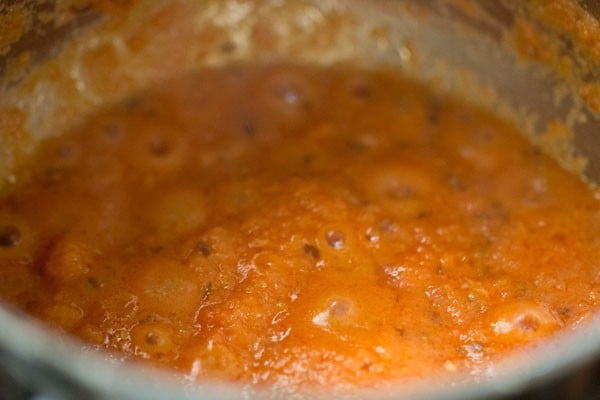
top-left (0, 64), bottom-right (599, 390)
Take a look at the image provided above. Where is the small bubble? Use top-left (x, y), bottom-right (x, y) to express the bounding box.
top-left (326, 230), bottom-right (345, 250)
top-left (0, 225), bottom-right (20, 247)
top-left (282, 87), bottom-right (301, 105)
top-left (125, 97), bottom-right (142, 110)
top-left (302, 153), bottom-right (315, 167)
top-left (43, 167), bottom-right (63, 182)
top-left (103, 123), bottom-right (122, 139)
top-left (330, 299), bottom-right (350, 317)
top-left (303, 243), bottom-right (320, 259)
top-left (387, 185), bottom-right (414, 200)
top-left (517, 314), bottom-right (541, 332)
top-left (220, 40), bottom-right (237, 53)
top-left (394, 327), bottom-right (406, 336)
top-left (87, 276), bottom-right (101, 288)
top-left (346, 139), bottom-right (369, 153)
top-left (365, 228), bottom-right (379, 243)
top-left (273, 79), bottom-right (309, 110)
top-left (145, 331), bottom-right (161, 346)
top-left (149, 136), bottom-right (170, 156)
top-left (349, 81), bottom-right (372, 100)
top-left (242, 120), bottom-right (257, 137)
top-left (148, 245), bottom-right (163, 254)
top-left (480, 129), bottom-right (495, 142)
top-left (380, 220), bottom-right (397, 232)
top-left (448, 175), bottom-right (467, 192)
top-left (349, 134), bottom-right (377, 153)
top-left (198, 241), bottom-right (212, 257)
top-left (557, 306), bottom-right (571, 318)
top-left (56, 144), bottom-right (73, 160)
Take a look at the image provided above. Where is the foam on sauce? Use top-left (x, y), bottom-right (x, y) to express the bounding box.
top-left (1, 64), bottom-right (600, 390)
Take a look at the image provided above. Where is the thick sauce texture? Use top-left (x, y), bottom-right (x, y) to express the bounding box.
top-left (1, 64), bottom-right (600, 389)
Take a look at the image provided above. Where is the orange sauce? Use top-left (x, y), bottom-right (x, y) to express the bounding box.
top-left (0, 64), bottom-right (599, 389)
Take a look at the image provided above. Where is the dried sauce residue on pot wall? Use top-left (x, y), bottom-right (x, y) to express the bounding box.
top-left (420, 0), bottom-right (600, 181)
top-left (511, 0), bottom-right (600, 116)
top-left (1, 0), bottom-right (600, 189)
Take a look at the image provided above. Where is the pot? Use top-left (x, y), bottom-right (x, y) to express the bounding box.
top-left (0, 1), bottom-right (600, 398)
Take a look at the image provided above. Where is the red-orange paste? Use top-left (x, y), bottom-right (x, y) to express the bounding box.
top-left (0, 64), bottom-right (599, 389)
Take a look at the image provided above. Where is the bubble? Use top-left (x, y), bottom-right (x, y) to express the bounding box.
top-left (219, 40), bottom-right (237, 54)
top-left (326, 230), bottom-right (345, 250)
top-left (242, 119), bottom-right (256, 137)
top-left (198, 241), bottom-right (213, 257)
top-left (103, 123), bottom-right (122, 140)
top-left (149, 136), bottom-right (170, 156)
top-left (282, 88), bottom-right (301, 105)
top-left (312, 298), bottom-right (358, 332)
top-left (56, 144), bottom-right (73, 160)
top-left (131, 321), bottom-right (175, 355)
top-left (490, 301), bottom-right (560, 343)
top-left (0, 225), bottom-right (20, 247)
top-left (349, 81), bottom-right (372, 100)
top-left (265, 70), bottom-right (315, 117)
top-left (303, 243), bottom-right (320, 259)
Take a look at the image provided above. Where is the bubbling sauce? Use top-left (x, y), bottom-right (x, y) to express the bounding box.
top-left (1, 64), bottom-right (600, 390)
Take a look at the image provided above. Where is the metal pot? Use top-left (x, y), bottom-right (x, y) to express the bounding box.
top-left (0, 1), bottom-right (599, 398)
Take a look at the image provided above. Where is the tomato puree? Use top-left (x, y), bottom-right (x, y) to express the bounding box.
top-left (1, 64), bottom-right (599, 389)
